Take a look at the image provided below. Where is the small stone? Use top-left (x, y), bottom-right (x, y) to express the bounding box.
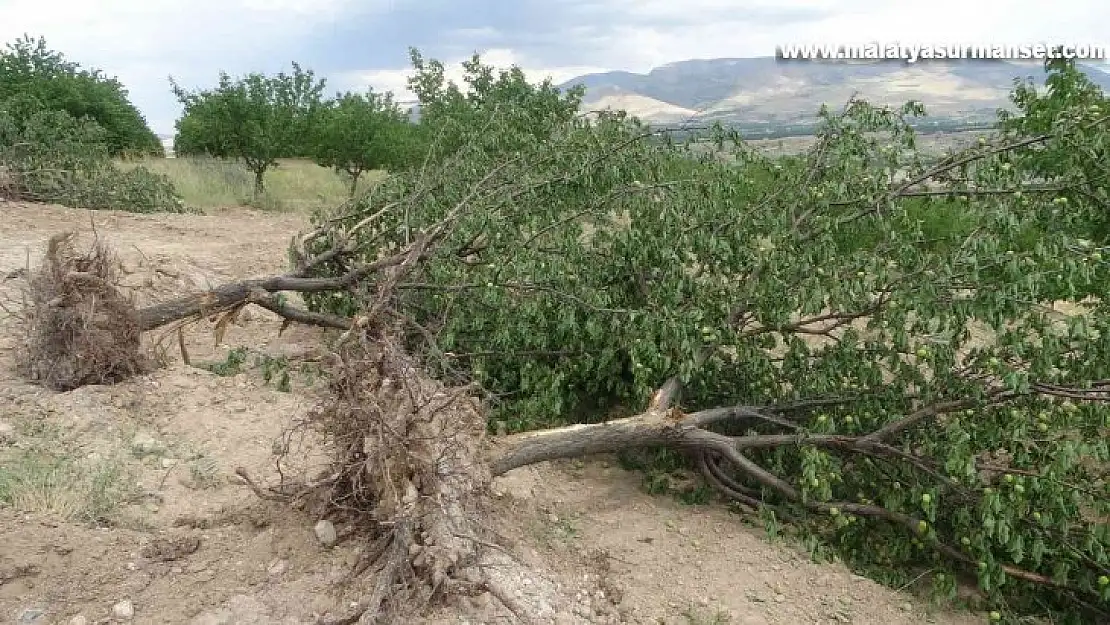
top-left (69, 616), bottom-right (88, 625)
top-left (314, 520), bottom-right (337, 547)
top-left (161, 458), bottom-right (178, 469)
top-left (112, 599), bottom-right (135, 619)
top-left (0, 421), bottom-right (15, 443)
top-left (899, 602), bottom-right (913, 611)
top-left (131, 433), bottom-right (164, 456)
top-left (18, 608), bottom-right (45, 624)
top-left (774, 594), bottom-right (786, 603)
top-left (267, 559), bottom-right (288, 576)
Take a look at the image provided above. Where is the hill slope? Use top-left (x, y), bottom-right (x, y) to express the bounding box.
top-left (559, 58), bottom-right (1110, 132)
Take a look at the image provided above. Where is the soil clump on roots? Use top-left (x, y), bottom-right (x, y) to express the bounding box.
top-left (17, 232), bottom-right (150, 390)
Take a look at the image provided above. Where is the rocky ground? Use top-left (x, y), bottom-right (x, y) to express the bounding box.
top-left (0, 201), bottom-right (986, 625)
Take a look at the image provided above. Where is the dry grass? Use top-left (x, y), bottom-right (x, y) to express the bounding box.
top-left (116, 156), bottom-right (387, 212)
top-left (0, 417), bottom-right (135, 525)
top-left (0, 450), bottom-right (133, 523)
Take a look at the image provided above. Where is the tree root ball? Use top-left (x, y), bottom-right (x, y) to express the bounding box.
top-left (18, 232), bottom-right (150, 390)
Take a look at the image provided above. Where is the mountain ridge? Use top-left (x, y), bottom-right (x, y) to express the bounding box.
top-left (556, 57), bottom-right (1110, 133)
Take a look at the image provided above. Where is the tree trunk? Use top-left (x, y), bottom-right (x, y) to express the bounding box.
top-left (133, 235), bottom-right (422, 331)
top-left (253, 167), bottom-right (265, 196)
top-left (348, 169), bottom-right (362, 197)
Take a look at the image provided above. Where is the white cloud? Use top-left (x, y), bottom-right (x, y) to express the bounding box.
top-left (340, 0), bottom-right (1110, 101)
top-left (0, 0), bottom-right (356, 60)
top-left (336, 48), bottom-right (611, 102)
top-left (0, 0), bottom-right (370, 132)
top-left (2, 0), bottom-right (1107, 133)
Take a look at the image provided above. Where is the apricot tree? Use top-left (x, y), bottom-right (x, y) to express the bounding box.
top-left (170, 63), bottom-right (327, 194)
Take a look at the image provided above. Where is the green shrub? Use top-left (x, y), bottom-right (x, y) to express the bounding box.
top-left (0, 105), bottom-right (186, 213)
top-left (0, 36), bottom-right (162, 157)
top-left (68, 165), bottom-right (187, 213)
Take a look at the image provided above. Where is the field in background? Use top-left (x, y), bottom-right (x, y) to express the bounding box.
top-left (126, 130), bottom-right (987, 214)
top-left (116, 156), bottom-right (385, 213)
top-left (746, 129), bottom-right (991, 157)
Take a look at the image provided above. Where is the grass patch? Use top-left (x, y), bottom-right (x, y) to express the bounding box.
top-left (681, 607), bottom-right (733, 624)
top-left (0, 449), bottom-right (135, 525)
top-left (195, 346), bottom-right (322, 391)
top-left (199, 346), bottom-right (250, 376)
top-left (115, 156), bottom-right (385, 212)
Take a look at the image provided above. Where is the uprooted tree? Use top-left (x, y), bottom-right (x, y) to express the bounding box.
top-left (14, 52), bottom-right (1110, 625)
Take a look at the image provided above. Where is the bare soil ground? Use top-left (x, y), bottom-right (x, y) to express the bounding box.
top-left (0, 201), bottom-right (986, 625)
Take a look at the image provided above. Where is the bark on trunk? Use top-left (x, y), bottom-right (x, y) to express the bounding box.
top-left (348, 169), bottom-right (361, 197)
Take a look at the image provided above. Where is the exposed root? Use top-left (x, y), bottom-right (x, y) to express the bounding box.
top-left (17, 232), bottom-right (151, 390)
top-left (304, 325), bottom-right (550, 623)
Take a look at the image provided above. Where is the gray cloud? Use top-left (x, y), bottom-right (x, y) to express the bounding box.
top-left (1, 0), bottom-right (1106, 134)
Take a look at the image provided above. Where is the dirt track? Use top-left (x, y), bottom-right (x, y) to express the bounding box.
top-left (0, 201), bottom-right (985, 624)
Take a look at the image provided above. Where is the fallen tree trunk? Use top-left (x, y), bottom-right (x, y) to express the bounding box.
top-left (137, 282), bottom-right (354, 332)
top-left (135, 257), bottom-right (408, 330)
top-left (483, 404), bottom-right (1068, 590)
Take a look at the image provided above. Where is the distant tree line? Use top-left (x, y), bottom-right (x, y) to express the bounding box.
top-left (170, 58), bottom-right (429, 196)
top-left (169, 48), bottom-right (590, 196)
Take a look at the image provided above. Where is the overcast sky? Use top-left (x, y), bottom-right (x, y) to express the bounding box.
top-left (1, 0), bottom-right (1106, 135)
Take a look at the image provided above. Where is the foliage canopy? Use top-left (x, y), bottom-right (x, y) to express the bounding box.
top-left (0, 35), bottom-right (163, 157)
top-left (310, 89), bottom-right (421, 195)
top-left (406, 48), bottom-right (585, 165)
top-left (0, 37), bottom-right (183, 213)
top-left (171, 62), bottom-right (327, 194)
